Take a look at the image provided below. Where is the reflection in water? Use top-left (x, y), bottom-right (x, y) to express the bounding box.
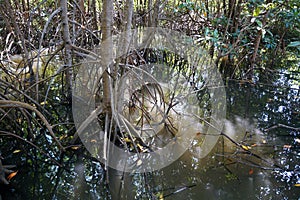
top-left (105, 113), bottom-right (298, 199)
top-left (1, 79), bottom-right (299, 199)
top-left (148, 116), bottom-right (276, 200)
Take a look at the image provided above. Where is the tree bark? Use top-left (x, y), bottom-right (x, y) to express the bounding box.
top-left (148, 0), bottom-right (160, 27)
top-left (101, 0), bottom-right (113, 112)
top-left (60, 0), bottom-right (73, 103)
top-left (249, 11), bottom-right (269, 79)
top-left (122, 0), bottom-right (133, 53)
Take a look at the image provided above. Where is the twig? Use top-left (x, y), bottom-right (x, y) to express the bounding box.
top-left (0, 131), bottom-right (62, 167)
top-left (193, 114), bottom-right (283, 170)
top-left (0, 100), bottom-right (65, 151)
top-left (265, 124), bottom-right (300, 132)
top-left (163, 184), bottom-right (196, 198)
top-left (220, 132), bottom-right (282, 169)
top-left (70, 105), bottom-right (103, 144)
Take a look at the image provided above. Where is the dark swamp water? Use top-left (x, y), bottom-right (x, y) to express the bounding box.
top-left (0, 70), bottom-right (299, 200)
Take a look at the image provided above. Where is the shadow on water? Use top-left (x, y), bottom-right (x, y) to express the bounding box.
top-left (1, 71), bottom-right (299, 199)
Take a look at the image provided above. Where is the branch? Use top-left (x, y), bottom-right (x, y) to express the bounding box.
top-left (0, 100), bottom-right (65, 151)
top-left (70, 106), bottom-right (103, 144)
top-left (265, 124), bottom-right (300, 132)
top-left (0, 159), bottom-right (14, 185)
top-left (0, 131), bottom-right (63, 167)
top-left (60, 0), bottom-right (73, 100)
top-left (193, 114), bottom-right (283, 169)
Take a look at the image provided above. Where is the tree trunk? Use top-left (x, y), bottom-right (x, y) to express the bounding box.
top-left (249, 11), bottom-right (269, 79)
top-left (121, 0), bottom-right (133, 54)
top-left (60, 0), bottom-right (73, 103)
top-left (101, 0), bottom-right (113, 112)
top-left (148, 0), bottom-right (160, 27)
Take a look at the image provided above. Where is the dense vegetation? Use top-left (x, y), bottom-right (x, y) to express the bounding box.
top-left (0, 0), bottom-right (299, 199)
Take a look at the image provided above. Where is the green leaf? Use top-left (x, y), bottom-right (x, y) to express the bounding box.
top-left (287, 41), bottom-right (300, 47)
top-left (256, 19), bottom-right (262, 27)
top-left (253, 7), bottom-right (260, 17)
top-left (213, 29), bottom-right (219, 38)
top-left (204, 28), bottom-right (210, 36)
top-left (266, 30), bottom-right (273, 37)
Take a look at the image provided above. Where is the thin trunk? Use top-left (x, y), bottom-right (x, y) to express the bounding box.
top-left (101, 0), bottom-right (113, 177)
top-left (60, 0), bottom-right (73, 102)
top-left (78, 0), bottom-right (86, 46)
top-left (92, 0), bottom-right (98, 31)
top-left (104, 1), bottom-right (137, 199)
top-left (223, 0), bottom-right (226, 16)
top-left (114, 0), bottom-right (133, 76)
top-left (101, 0), bottom-right (113, 112)
top-left (148, 0), bottom-right (161, 27)
top-left (3, 0), bottom-right (31, 93)
top-left (216, 0), bottom-right (221, 18)
top-left (122, 0), bottom-right (134, 51)
top-left (147, 0), bottom-right (155, 27)
top-left (150, 0), bottom-right (160, 27)
top-left (234, 0), bottom-right (242, 33)
top-left (249, 11), bottom-right (269, 79)
top-left (79, 0), bottom-right (85, 15)
top-left (101, 0), bottom-right (124, 199)
top-left (108, 162), bottom-right (135, 200)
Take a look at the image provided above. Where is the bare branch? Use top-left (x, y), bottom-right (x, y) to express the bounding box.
top-left (0, 100), bottom-right (65, 151)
